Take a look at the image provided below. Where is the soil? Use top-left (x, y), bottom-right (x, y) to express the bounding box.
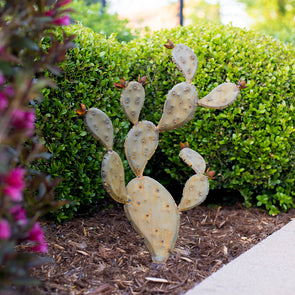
top-left (29, 203), bottom-right (295, 295)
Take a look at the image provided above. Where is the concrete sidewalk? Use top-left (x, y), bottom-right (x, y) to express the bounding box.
top-left (186, 219), bottom-right (295, 295)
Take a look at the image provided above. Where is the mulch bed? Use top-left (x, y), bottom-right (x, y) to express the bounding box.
top-left (29, 203), bottom-right (295, 295)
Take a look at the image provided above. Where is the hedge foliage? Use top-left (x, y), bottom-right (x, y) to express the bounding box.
top-left (35, 23), bottom-right (295, 220)
top-left (35, 25), bottom-right (133, 221)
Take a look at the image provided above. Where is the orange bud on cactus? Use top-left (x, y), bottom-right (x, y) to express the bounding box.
top-left (164, 39), bottom-right (175, 49)
top-left (179, 141), bottom-right (189, 149)
top-left (138, 75), bottom-right (149, 86)
top-left (75, 103), bottom-right (87, 116)
top-left (237, 79), bottom-right (248, 89)
top-left (206, 168), bottom-right (216, 179)
top-left (114, 77), bottom-right (126, 89)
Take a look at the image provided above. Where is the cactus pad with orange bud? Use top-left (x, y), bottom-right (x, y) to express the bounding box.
top-left (179, 174), bottom-right (209, 211)
top-left (85, 108), bottom-right (114, 150)
top-left (178, 147), bottom-right (210, 211)
top-left (179, 147), bottom-right (206, 174)
top-left (198, 83), bottom-right (240, 109)
top-left (172, 44), bottom-right (198, 83)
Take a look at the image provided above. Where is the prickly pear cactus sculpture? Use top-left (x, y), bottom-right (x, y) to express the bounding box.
top-left (76, 40), bottom-right (246, 264)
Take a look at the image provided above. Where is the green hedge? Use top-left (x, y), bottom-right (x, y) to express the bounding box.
top-left (35, 25), bottom-right (133, 221)
top-left (127, 24), bottom-right (295, 216)
top-left (35, 23), bottom-right (295, 220)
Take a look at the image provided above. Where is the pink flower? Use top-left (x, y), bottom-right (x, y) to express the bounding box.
top-left (4, 86), bottom-right (14, 97)
top-left (28, 222), bottom-right (46, 243)
top-left (3, 168), bottom-right (25, 201)
top-left (10, 205), bottom-right (27, 225)
top-left (0, 93), bottom-right (8, 111)
top-left (45, 10), bottom-right (54, 17)
top-left (53, 15), bottom-right (70, 26)
top-left (11, 109), bottom-right (35, 135)
top-left (0, 219), bottom-right (11, 240)
top-left (57, 0), bottom-right (71, 7)
top-left (3, 187), bottom-right (23, 202)
top-left (28, 222), bottom-right (48, 253)
top-left (31, 242), bottom-right (48, 253)
top-left (0, 47), bottom-right (6, 55)
top-left (0, 72), bottom-right (5, 85)
top-left (4, 168), bottom-right (25, 188)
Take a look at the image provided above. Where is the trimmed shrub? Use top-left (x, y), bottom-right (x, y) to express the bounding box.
top-left (125, 24), bottom-right (295, 215)
top-left (35, 25), bottom-right (133, 221)
top-left (35, 23), bottom-right (295, 220)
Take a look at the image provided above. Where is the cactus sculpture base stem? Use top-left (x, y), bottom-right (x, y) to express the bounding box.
top-left (124, 176), bottom-right (180, 263)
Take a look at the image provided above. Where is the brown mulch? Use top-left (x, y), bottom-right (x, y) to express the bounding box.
top-left (30, 203), bottom-right (295, 295)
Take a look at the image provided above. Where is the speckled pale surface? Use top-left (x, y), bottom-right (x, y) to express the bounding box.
top-left (179, 147), bottom-right (206, 174)
top-left (157, 82), bottom-right (198, 132)
top-left (179, 174), bottom-right (209, 211)
top-left (101, 150), bottom-right (128, 204)
top-left (172, 44), bottom-right (198, 82)
top-left (85, 108), bottom-right (114, 150)
top-left (198, 83), bottom-right (240, 109)
top-left (125, 176), bottom-right (180, 263)
top-left (120, 81), bottom-right (145, 125)
top-left (124, 120), bottom-right (159, 176)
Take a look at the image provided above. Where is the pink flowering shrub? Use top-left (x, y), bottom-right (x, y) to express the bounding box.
top-left (3, 168), bottom-right (26, 201)
top-left (28, 223), bottom-right (48, 253)
top-left (0, 219), bottom-right (11, 240)
top-left (0, 93), bottom-right (8, 111)
top-left (9, 205), bottom-right (27, 225)
top-left (54, 15), bottom-right (71, 26)
top-left (0, 0), bottom-right (74, 292)
top-left (10, 110), bottom-right (35, 134)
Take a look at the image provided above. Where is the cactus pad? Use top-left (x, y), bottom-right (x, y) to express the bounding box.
top-left (157, 82), bottom-right (198, 132)
top-left (85, 108), bottom-right (114, 150)
top-left (172, 44), bottom-right (198, 82)
top-left (121, 81), bottom-right (145, 124)
top-left (124, 176), bottom-right (180, 263)
top-left (125, 121), bottom-right (159, 176)
top-left (178, 174), bottom-right (209, 211)
top-left (198, 83), bottom-right (240, 109)
top-left (179, 147), bottom-right (206, 174)
top-left (101, 150), bottom-right (128, 204)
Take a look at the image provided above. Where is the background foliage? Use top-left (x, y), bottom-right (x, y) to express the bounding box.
top-left (188, 0), bottom-right (220, 24)
top-left (125, 24), bottom-right (295, 216)
top-left (70, 0), bottom-right (137, 42)
top-left (239, 0), bottom-right (295, 45)
top-left (35, 25), bottom-right (133, 221)
top-left (35, 23), bottom-right (295, 220)
top-left (187, 0), bottom-right (295, 46)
